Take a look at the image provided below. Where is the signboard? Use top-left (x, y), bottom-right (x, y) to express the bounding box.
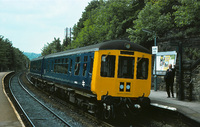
top-left (152, 46), bottom-right (158, 54)
top-left (154, 51), bottom-right (177, 75)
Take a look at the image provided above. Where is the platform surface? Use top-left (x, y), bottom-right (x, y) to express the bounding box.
top-left (0, 72), bottom-right (22, 127)
top-left (149, 90), bottom-right (200, 124)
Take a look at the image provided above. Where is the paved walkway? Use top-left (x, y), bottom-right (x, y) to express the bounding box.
top-left (149, 90), bottom-right (200, 124)
top-left (0, 72), bottom-right (22, 127)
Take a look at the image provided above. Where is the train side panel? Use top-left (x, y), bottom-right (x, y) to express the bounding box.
top-left (30, 58), bottom-right (44, 78)
top-left (42, 52), bottom-right (94, 92)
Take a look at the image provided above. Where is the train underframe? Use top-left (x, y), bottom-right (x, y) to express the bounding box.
top-left (30, 75), bottom-right (150, 120)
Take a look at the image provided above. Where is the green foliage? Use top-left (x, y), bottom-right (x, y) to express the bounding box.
top-left (41, 0), bottom-right (200, 61)
top-left (127, 0), bottom-right (173, 46)
top-left (41, 37), bottom-right (61, 56)
top-left (72, 0), bottom-right (145, 48)
top-left (62, 37), bottom-right (71, 50)
top-left (0, 37), bottom-right (12, 70)
top-left (0, 35), bottom-right (29, 71)
top-left (172, 0), bottom-right (200, 37)
top-left (173, 0), bottom-right (200, 27)
top-left (184, 47), bottom-right (200, 60)
top-left (127, 0), bottom-right (200, 47)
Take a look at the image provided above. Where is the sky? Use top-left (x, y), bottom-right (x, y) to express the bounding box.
top-left (0, 0), bottom-right (92, 53)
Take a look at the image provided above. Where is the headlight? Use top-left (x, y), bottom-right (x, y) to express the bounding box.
top-left (119, 82), bottom-right (124, 92)
top-left (126, 83), bottom-right (131, 92)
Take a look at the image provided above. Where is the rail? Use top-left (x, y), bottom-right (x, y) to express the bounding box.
top-left (10, 73), bottom-right (73, 127)
top-left (8, 73), bottom-right (35, 127)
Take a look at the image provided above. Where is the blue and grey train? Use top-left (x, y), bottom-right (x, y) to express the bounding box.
top-left (29, 40), bottom-right (152, 119)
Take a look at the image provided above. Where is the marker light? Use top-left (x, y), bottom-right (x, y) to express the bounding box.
top-left (124, 43), bottom-right (131, 49)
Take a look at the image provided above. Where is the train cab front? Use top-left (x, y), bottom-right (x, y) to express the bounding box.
top-left (91, 49), bottom-right (152, 119)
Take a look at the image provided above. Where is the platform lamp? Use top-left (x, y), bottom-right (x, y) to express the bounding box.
top-left (142, 28), bottom-right (157, 91)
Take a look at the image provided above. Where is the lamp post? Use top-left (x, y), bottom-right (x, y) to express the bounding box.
top-left (142, 29), bottom-right (157, 91)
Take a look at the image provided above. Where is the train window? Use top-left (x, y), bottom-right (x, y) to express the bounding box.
top-left (101, 55), bottom-right (115, 77)
top-left (83, 63), bottom-right (87, 76)
top-left (118, 56), bottom-right (134, 79)
top-left (47, 60), bottom-right (50, 72)
top-left (54, 64), bottom-right (57, 73)
top-left (54, 64), bottom-right (64, 73)
top-left (84, 56), bottom-right (88, 62)
top-left (75, 57), bottom-right (80, 75)
top-left (51, 61), bottom-right (54, 72)
top-left (89, 57), bottom-right (93, 74)
top-left (57, 64), bottom-right (62, 73)
top-left (82, 56), bottom-right (88, 76)
top-left (69, 59), bottom-right (72, 72)
top-left (65, 64), bottom-right (68, 74)
top-left (38, 61), bottom-right (41, 71)
top-left (137, 58), bottom-right (149, 79)
top-left (62, 58), bottom-right (64, 63)
top-left (65, 58), bottom-right (68, 63)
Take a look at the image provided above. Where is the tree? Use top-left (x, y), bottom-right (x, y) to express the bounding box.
top-left (41, 37), bottom-right (62, 56)
top-left (173, 0), bottom-right (200, 37)
top-left (127, 0), bottom-right (173, 47)
top-left (55, 38), bottom-right (61, 52)
top-left (0, 35), bottom-right (29, 71)
top-left (0, 36), bottom-right (13, 71)
top-left (62, 37), bottom-right (71, 50)
top-left (71, 0), bottom-right (145, 49)
top-left (41, 0), bottom-right (200, 58)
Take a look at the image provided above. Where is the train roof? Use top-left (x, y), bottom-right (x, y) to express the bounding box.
top-left (31, 40), bottom-right (151, 61)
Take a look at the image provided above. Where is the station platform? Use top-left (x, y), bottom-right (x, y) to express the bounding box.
top-left (0, 72), bottom-right (22, 127)
top-left (149, 90), bottom-right (200, 124)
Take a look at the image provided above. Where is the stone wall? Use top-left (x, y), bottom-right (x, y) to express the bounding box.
top-left (152, 76), bottom-right (177, 96)
top-left (191, 65), bottom-right (200, 101)
top-left (153, 64), bottom-right (200, 102)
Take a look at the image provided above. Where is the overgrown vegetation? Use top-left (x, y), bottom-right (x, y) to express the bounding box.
top-left (41, 0), bottom-right (200, 59)
top-left (0, 35), bottom-right (29, 71)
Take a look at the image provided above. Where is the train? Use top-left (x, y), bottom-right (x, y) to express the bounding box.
top-left (29, 40), bottom-right (152, 119)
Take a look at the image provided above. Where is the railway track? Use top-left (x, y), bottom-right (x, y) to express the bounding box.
top-left (7, 72), bottom-right (197, 127)
top-left (8, 72), bottom-right (114, 127)
top-left (25, 73), bottom-right (114, 127)
top-left (9, 73), bottom-right (74, 127)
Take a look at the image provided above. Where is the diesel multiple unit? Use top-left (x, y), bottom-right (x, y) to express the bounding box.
top-left (30, 40), bottom-right (152, 119)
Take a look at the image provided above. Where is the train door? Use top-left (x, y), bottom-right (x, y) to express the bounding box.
top-left (134, 53), bottom-right (151, 97)
top-left (81, 53), bottom-right (94, 90)
top-left (117, 55), bottom-right (135, 95)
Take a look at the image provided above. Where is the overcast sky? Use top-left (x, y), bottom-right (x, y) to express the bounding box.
top-left (0, 0), bottom-right (92, 53)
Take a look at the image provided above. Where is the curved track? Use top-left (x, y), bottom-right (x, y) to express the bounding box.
top-left (9, 73), bottom-right (73, 127)
top-left (9, 72), bottom-right (196, 127)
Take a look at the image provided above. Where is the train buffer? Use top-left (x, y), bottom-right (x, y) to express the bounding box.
top-left (149, 90), bottom-right (200, 125)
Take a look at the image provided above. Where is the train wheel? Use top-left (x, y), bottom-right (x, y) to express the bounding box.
top-left (103, 104), bottom-right (115, 120)
top-left (103, 108), bottom-right (110, 120)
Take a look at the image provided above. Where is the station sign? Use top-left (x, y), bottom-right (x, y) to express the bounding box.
top-left (152, 46), bottom-right (158, 54)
